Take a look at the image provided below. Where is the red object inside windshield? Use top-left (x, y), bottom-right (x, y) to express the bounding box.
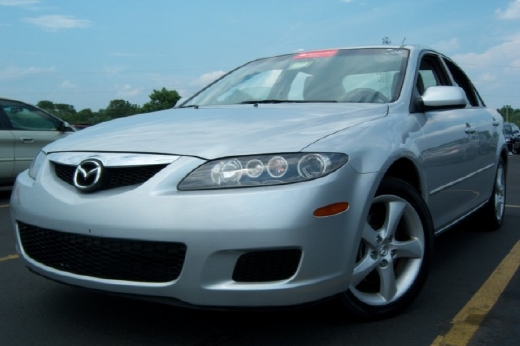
top-left (294, 49), bottom-right (339, 59)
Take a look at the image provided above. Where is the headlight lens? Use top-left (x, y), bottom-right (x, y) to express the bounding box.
top-left (178, 153), bottom-right (348, 190)
top-left (28, 151), bottom-right (46, 180)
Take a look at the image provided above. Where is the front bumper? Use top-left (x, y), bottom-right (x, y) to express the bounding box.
top-left (10, 155), bottom-right (376, 308)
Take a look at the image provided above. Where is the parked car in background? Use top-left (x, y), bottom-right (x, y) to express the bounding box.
top-left (504, 122), bottom-right (520, 154)
top-left (11, 45), bottom-right (507, 320)
top-left (72, 123), bottom-right (91, 130)
top-left (0, 97), bottom-right (75, 187)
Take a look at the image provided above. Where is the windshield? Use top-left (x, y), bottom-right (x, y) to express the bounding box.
top-left (182, 48), bottom-right (409, 107)
top-left (504, 123), bottom-right (515, 135)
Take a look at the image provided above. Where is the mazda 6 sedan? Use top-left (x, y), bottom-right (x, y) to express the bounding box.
top-left (10, 45), bottom-right (507, 320)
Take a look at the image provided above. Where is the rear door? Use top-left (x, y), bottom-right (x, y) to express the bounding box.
top-left (441, 57), bottom-right (501, 198)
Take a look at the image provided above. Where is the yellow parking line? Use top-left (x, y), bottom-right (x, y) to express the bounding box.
top-left (431, 240), bottom-right (520, 346)
top-left (0, 254), bottom-right (19, 262)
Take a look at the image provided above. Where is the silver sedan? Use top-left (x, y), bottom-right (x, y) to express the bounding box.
top-left (0, 98), bottom-right (74, 188)
top-left (10, 45), bottom-right (507, 320)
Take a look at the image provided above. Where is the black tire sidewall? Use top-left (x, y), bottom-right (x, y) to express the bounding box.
top-left (481, 157), bottom-right (506, 231)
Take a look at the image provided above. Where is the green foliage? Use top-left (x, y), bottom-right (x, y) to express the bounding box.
top-left (141, 88), bottom-right (181, 113)
top-left (35, 87), bottom-right (182, 125)
top-left (37, 100), bottom-right (55, 111)
top-left (497, 105), bottom-right (520, 126)
top-left (105, 99), bottom-right (141, 119)
top-left (37, 100), bottom-right (78, 124)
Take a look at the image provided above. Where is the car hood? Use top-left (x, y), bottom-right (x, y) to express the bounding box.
top-left (45, 104), bottom-right (388, 159)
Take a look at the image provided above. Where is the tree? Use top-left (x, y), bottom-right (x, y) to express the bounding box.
top-left (141, 88), bottom-right (181, 113)
top-left (497, 105), bottom-right (520, 125)
top-left (88, 109), bottom-right (109, 125)
top-left (76, 108), bottom-right (94, 123)
top-left (37, 100), bottom-right (77, 123)
top-left (37, 100), bottom-right (55, 111)
top-left (55, 103), bottom-right (76, 114)
top-left (35, 87), bottom-right (182, 124)
top-left (104, 99), bottom-right (141, 119)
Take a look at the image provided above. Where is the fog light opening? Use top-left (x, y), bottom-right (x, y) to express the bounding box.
top-left (313, 202), bottom-right (349, 217)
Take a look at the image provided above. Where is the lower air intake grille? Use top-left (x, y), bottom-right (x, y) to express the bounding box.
top-left (18, 222), bottom-right (186, 283)
top-left (232, 249), bottom-right (301, 282)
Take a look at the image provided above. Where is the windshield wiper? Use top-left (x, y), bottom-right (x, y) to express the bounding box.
top-left (178, 104), bottom-right (199, 109)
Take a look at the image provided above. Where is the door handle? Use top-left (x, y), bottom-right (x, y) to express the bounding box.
top-left (19, 137), bottom-right (34, 143)
top-left (465, 124), bottom-right (476, 134)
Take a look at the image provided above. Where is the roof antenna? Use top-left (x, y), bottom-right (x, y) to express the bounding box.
top-left (382, 37), bottom-right (391, 45)
top-left (401, 37), bottom-right (406, 45)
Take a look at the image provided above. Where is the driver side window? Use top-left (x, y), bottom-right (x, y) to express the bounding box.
top-left (1, 101), bottom-right (59, 131)
top-left (416, 55), bottom-right (447, 95)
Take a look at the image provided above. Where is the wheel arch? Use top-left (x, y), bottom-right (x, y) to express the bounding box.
top-left (384, 158), bottom-right (422, 195)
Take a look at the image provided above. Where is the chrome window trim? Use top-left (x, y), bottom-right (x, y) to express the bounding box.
top-left (429, 163), bottom-right (495, 196)
top-left (48, 152), bottom-right (180, 167)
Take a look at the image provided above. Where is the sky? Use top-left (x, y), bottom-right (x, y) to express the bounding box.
top-left (0, 0), bottom-right (519, 111)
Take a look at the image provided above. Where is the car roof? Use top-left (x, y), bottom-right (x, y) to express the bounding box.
top-left (249, 44), bottom-right (438, 64)
top-left (0, 97), bottom-right (31, 104)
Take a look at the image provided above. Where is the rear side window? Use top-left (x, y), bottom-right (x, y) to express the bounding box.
top-left (443, 58), bottom-right (484, 107)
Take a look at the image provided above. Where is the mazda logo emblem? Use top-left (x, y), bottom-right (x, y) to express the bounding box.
top-left (73, 159), bottom-right (103, 192)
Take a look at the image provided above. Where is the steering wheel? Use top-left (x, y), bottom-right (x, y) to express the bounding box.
top-left (342, 88), bottom-right (389, 103)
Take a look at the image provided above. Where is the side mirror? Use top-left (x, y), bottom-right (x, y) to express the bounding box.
top-left (421, 86), bottom-right (467, 110)
top-left (59, 121), bottom-right (76, 132)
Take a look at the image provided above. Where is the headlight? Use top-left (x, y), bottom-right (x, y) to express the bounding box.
top-left (28, 151), bottom-right (46, 180)
top-left (178, 153), bottom-right (348, 190)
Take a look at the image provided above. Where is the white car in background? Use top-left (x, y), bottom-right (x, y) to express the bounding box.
top-left (0, 98), bottom-right (74, 188)
top-left (10, 45), bottom-right (507, 320)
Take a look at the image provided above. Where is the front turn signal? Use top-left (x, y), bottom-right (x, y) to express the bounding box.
top-left (313, 202), bottom-right (349, 217)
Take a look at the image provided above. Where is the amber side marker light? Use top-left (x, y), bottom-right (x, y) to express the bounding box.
top-left (313, 202), bottom-right (349, 217)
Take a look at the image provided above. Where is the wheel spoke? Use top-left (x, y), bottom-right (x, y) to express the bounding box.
top-left (495, 197), bottom-right (504, 218)
top-left (378, 265), bottom-right (397, 302)
top-left (361, 222), bottom-right (381, 248)
top-left (383, 200), bottom-right (407, 239)
top-left (392, 238), bottom-right (423, 259)
top-left (494, 166), bottom-right (505, 219)
top-left (351, 255), bottom-right (378, 287)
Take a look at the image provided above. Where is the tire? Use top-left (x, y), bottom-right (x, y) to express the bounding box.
top-left (340, 177), bottom-right (434, 320)
top-left (475, 158), bottom-right (506, 231)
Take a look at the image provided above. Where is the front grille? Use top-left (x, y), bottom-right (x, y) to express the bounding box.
top-left (54, 163), bottom-right (168, 191)
top-left (18, 222), bottom-right (186, 283)
top-left (232, 249), bottom-right (301, 282)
